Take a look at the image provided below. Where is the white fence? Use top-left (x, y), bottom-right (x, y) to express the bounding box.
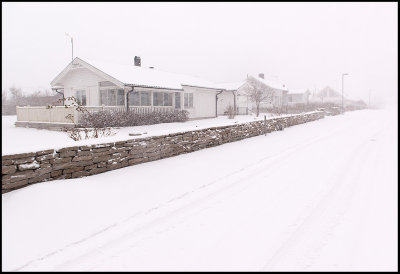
top-left (16, 106), bottom-right (78, 124)
top-left (16, 105), bottom-right (176, 124)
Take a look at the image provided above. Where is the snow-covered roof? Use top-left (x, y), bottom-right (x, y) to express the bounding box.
top-left (62, 57), bottom-right (223, 90)
top-left (51, 57), bottom-right (221, 90)
top-left (249, 75), bottom-right (289, 91)
top-left (214, 81), bottom-right (247, 90)
top-left (317, 86), bottom-right (341, 97)
top-left (288, 88), bottom-right (311, 95)
top-left (215, 75), bottom-right (289, 92)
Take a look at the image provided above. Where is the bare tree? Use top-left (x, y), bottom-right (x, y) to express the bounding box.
top-left (2, 86), bottom-right (62, 115)
top-left (9, 86), bottom-right (23, 105)
top-left (242, 76), bottom-right (275, 117)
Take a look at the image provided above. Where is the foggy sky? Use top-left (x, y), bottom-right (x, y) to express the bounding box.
top-left (2, 2), bottom-right (398, 105)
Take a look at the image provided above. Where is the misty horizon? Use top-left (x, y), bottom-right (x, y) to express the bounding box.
top-left (2, 2), bottom-right (398, 106)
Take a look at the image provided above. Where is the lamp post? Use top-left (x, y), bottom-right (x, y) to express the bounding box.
top-left (341, 73), bottom-right (348, 113)
top-left (65, 32), bottom-right (73, 62)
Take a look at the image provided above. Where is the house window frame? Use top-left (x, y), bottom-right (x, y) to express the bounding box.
top-left (128, 90), bottom-right (152, 106)
top-left (99, 87), bottom-right (125, 106)
top-left (153, 91), bottom-right (173, 106)
top-left (184, 92), bottom-right (194, 109)
top-left (174, 92), bottom-right (181, 109)
top-left (74, 89), bottom-right (87, 106)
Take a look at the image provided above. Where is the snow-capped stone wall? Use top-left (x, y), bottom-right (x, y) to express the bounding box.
top-left (2, 111), bottom-right (325, 193)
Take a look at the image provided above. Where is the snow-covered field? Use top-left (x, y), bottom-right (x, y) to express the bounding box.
top-left (2, 113), bottom-right (280, 155)
top-left (2, 108), bottom-right (397, 271)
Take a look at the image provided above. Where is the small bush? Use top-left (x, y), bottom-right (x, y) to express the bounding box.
top-left (225, 105), bottom-right (235, 119)
top-left (78, 109), bottom-right (189, 128)
top-left (63, 127), bottom-right (116, 141)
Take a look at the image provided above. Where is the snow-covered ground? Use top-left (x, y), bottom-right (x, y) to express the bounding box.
top-left (2, 113), bottom-right (282, 155)
top-left (2, 108), bottom-right (397, 271)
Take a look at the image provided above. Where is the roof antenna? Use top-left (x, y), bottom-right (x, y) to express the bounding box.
top-left (65, 32), bottom-right (73, 62)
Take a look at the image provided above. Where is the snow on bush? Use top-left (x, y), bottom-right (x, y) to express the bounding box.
top-left (78, 109), bottom-right (189, 128)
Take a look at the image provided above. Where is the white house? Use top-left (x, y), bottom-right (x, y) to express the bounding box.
top-left (215, 81), bottom-right (246, 115)
top-left (15, 59), bottom-right (292, 128)
top-left (216, 74), bottom-right (289, 114)
top-left (287, 88), bottom-right (311, 106)
top-left (309, 86), bottom-right (342, 104)
top-left (50, 57), bottom-right (227, 119)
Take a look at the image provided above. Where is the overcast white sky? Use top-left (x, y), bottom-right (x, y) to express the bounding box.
top-left (2, 2), bottom-right (398, 105)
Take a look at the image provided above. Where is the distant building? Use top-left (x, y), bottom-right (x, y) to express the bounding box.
top-left (287, 88), bottom-right (311, 106)
top-left (310, 86), bottom-right (342, 104)
top-left (216, 74), bottom-right (289, 115)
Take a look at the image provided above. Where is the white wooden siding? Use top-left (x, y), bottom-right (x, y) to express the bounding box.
top-left (183, 86), bottom-right (217, 118)
top-left (60, 67), bottom-right (109, 106)
top-left (217, 91), bottom-right (235, 115)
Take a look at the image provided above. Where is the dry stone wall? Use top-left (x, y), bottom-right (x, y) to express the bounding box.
top-left (2, 112), bottom-right (325, 193)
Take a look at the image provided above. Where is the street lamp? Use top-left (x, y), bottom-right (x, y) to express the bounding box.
top-left (341, 73), bottom-right (348, 113)
top-left (65, 32), bottom-right (73, 62)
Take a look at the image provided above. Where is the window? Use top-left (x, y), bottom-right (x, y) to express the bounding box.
top-left (100, 89), bottom-right (107, 105)
top-left (75, 90), bottom-right (86, 106)
top-left (153, 92), bottom-right (163, 106)
top-left (164, 93), bottom-right (173, 106)
top-left (184, 93), bottom-right (193, 108)
top-left (117, 89), bottom-right (124, 106)
top-left (129, 91), bottom-right (140, 106)
top-left (153, 92), bottom-right (173, 106)
top-left (128, 91), bottom-right (151, 106)
top-left (175, 92), bottom-right (181, 108)
top-left (108, 89), bottom-right (116, 106)
top-left (141, 91), bottom-right (151, 106)
top-left (99, 88), bottom-right (125, 106)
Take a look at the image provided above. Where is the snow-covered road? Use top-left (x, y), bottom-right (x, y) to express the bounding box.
top-left (2, 108), bottom-right (397, 271)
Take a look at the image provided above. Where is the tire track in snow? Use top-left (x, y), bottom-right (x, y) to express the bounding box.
top-left (87, 117), bottom-right (385, 271)
top-left (260, 124), bottom-right (389, 271)
top-left (47, 117), bottom-right (369, 271)
top-left (13, 116), bottom-right (370, 271)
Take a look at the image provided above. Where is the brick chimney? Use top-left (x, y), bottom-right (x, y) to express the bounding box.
top-left (258, 73), bottom-right (264, 79)
top-left (134, 56), bottom-right (141, 67)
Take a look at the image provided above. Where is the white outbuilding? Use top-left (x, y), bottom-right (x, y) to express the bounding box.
top-left (216, 74), bottom-right (289, 115)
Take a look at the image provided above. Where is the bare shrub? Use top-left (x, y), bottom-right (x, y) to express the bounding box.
top-left (61, 97), bottom-right (117, 141)
top-left (225, 105), bottom-right (235, 119)
top-left (63, 126), bottom-right (116, 141)
top-left (60, 96), bottom-right (188, 141)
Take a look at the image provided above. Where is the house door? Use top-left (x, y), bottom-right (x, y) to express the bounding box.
top-left (175, 92), bottom-right (181, 109)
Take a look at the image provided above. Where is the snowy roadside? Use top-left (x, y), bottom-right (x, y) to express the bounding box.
top-left (2, 112), bottom-right (316, 155)
top-left (2, 108), bottom-right (397, 271)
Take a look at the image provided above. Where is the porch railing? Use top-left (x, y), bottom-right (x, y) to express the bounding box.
top-left (84, 105), bottom-right (175, 114)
